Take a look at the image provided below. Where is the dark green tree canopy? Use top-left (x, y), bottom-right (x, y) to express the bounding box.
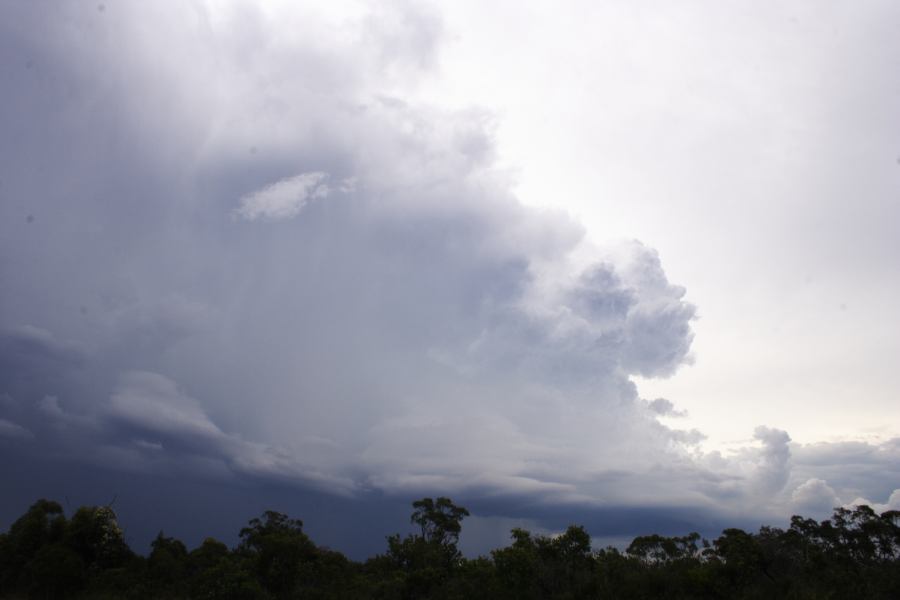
top-left (410, 496), bottom-right (470, 546)
top-left (2, 498), bottom-right (900, 599)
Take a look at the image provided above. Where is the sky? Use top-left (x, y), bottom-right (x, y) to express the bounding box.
top-left (1, 0), bottom-right (899, 557)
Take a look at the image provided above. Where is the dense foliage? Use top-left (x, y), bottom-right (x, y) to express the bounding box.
top-left (1, 496), bottom-right (899, 598)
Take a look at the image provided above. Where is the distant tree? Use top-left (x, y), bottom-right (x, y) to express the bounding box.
top-left (492, 525), bottom-right (596, 599)
top-left (3, 495), bottom-right (900, 599)
top-left (188, 536), bottom-right (230, 574)
top-left (23, 542), bottom-right (86, 598)
top-left (595, 546), bottom-right (639, 598)
top-left (410, 497), bottom-right (470, 546)
top-left (188, 538), bottom-right (265, 600)
top-left (491, 528), bottom-right (540, 599)
top-left (145, 531), bottom-right (189, 595)
top-left (238, 510), bottom-right (316, 598)
top-left (712, 527), bottom-right (772, 586)
top-left (626, 531), bottom-right (701, 564)
top-left (0, 499), bottom-right (68, 594)
top-left (66, 505), bottom-right (132, 571)
top-left (376, 497), bottom-right (471, 599)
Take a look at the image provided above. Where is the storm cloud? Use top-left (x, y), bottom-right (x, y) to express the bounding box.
top-left (1, 1), bottom-right (896, 554)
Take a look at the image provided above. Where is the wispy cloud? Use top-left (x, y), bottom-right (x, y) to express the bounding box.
top-left (0, 419), bottom-right (33, 441)
top-left (234, 172), bottom-right (333, 222)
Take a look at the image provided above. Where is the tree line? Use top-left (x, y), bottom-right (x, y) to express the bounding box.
top-left (1, 495), bottom-right (899, 598)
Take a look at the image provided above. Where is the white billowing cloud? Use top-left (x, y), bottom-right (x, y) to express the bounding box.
top-left (791, 478), bottom-right (840, 516)
top-left (845, 490), bottom-right (900, 514)
top-left (751, 426), bottom-right (792, 496)
top-left (235, 172), bottom-right (332, 221)
top-left (689, 425), bottom-right (796, 514)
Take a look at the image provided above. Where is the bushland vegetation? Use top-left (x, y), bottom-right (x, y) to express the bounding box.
top-left (1, 495), bottom-right (899, 598)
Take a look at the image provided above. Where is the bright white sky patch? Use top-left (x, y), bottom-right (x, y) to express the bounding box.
top-left (419, 0), bottom-right (900, 450)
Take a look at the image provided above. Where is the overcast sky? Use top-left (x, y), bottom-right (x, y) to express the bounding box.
top-left (1, 0), bottom-right (899, 557)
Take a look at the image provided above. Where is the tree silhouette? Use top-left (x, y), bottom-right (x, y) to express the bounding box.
top-left (1, 497), bottom-right (900, 598)
top-left (410, 497), bottom-right (470, 546)
top-left (238, 510), bottom-right (316, 598)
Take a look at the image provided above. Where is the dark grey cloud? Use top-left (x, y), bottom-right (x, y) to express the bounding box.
top-left (0, 325), bottom-right (87, 393)
top-left (0, 418), bottom-right (32, 441)
top-left (785, 437), bottom-right (900, 517)
top-left (0, 0), bottom-right (695, 499)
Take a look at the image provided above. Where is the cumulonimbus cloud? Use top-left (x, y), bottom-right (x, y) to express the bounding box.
top-left (0, 1), bottom-right (895, 530)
